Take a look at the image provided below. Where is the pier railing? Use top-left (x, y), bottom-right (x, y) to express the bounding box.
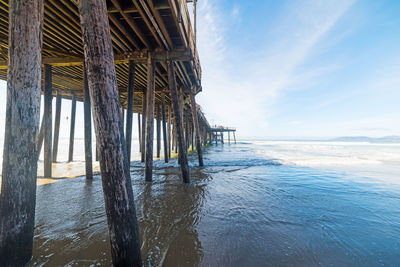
top-left (173, 0), bottom-right (202, 82)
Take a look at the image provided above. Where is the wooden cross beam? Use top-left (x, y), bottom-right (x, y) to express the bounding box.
top-left (0, 48), bottom-right (194, 68)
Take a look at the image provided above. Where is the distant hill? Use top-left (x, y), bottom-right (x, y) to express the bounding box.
top-left (332, 136), bottom-right (400, 143)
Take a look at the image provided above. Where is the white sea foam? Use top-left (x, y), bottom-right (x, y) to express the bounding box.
top-left (252, 140), bottom-right (400, 184)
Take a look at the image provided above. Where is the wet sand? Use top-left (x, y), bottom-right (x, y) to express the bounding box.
top-left (25, 141), bottom-right (400, 266)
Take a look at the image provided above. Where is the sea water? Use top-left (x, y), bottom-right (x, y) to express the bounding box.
top-left (15, 139), bottom-right (400, 266)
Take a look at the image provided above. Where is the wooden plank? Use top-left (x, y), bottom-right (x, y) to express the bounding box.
top-left (0, 1), bottom-right (43, 265)
top-left (167, 56), bottom-right (190, 183)
top-left (0, 49), bottom-right (192, 68)
top-left (78, 0), bottom-right (142, 265)
top-left (145, 55), bottom-right (155, 182)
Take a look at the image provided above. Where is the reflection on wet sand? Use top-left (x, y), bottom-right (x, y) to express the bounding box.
top-left (136, 165), bottom-right (207, 266)
top-left (30, 160), bottom-right (209, 266)
top-left (17, 141), bottom-right (400, 266)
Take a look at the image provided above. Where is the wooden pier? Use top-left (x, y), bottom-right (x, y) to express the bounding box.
top-left (0, 0), bottom-right (235, 265)
top-left (211, 126), bottom-right (237, 145)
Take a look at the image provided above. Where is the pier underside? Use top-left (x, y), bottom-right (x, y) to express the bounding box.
top-left (0, 0), bottom-right (233, 265)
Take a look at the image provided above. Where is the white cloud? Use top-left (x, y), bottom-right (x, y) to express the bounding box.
top-left (231, 5), bottom-right (240, 17)
top-left (196, 0), bottom-right (357, 137)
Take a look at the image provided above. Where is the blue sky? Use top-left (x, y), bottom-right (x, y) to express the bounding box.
top-left (195, 0), bottom-right (400, 138)
top-left (0, 0), bottom-right (399, 140)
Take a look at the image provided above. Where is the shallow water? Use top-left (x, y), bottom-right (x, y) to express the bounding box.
top-left (28, 141), bottom-right (400, 266)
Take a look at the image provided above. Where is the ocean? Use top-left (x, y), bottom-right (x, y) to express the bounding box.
top-left (2, 138), bottom-right (398, 266)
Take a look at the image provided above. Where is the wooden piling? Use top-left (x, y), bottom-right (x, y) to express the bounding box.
top-left (234, 131), bottom-right (237, 144)
top-left (125, 61), bottom-right (135, 163)
top-left (121, 108), bottom-right (125, 126)
top-left (68, 94), bottom-right (76, 162)
top-left (167, 105), bottom-right (172, 158)
top-left (161, 93), bottom-right (169, 163)
top-left (145, 55), bottom-right (155, 182)
top-left (185, 109), bottom-right (189, 149)
top-left (0, 1), bottom-right (43, 265)
top-left (78, 0), bottom-right (142, 265)
top-left (44, 64), bottom-right (53, 177)
top-left (141, 91), bottom-right (146, 162)
top-left (167, 57), bottom-right (190, 183)
top-left (190, 92), bottom-right (204, 166)
top-left (191, 122), bottom-right (194, 150)
top-left (156, 105), bottom-right (161, 158)
top-left (138, 113), bottom-right (142, 152)
top-left (37, 113), bottom-right (45, 157)
top-left (83, 70), bottom-right (93, 180)
top-left (52, 92), bottom-right (62, 163)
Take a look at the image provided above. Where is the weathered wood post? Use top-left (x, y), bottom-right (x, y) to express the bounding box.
top-left (172, 119), bottom-right (176, 153)
top-left (145, 54), bottom-right (155, 182)
top-left (228, 131), bottom-right (231, 144)
top-left (167, 105), bottom-right (172, 158)
top-left (121, 107), bottom-right (125, 126)
top-left (37, 113), bottom-right (45, 157)
top-left (78, 0), bottom-right (142, 265)
top-left (191, 121), bottom-right (194, 150)
top-left (0, 1), bottom-right (43, 265)
top-left (167, 57), bottom-right (190, 183)
top-left (185, 109), bottom-right (189, 150)
top-left (52, 92), bottom-right (62, 162)
top-left (68, 93), bottom-right (77, 162)
top-left (44, 64), bottom-right (53, 177)
top-left (138, 113), bottom-right (142, 152)
top-left (156, 104), bottom-right (161, 158)
top-left (161, 92), bottom-right (169, 163)
top-left (141, 91), bottom-right (146, 162)
top-left (190, 91), bottom-right (204, 166)
top-left (125, 61), bottom-right (135, 163)
top-left (83, 70), bottom-right (93, 180)
top-left (233, 131), bottom-right (237, 144)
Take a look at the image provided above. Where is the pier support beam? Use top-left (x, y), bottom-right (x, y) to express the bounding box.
top-left (0, 1), bottom-right (43, 265)
top-left (167, 58), bottom-right (190, 183)
top-left (185, 110), bottom-right (189, 150)
top-left (190, 92), bottom-right (204, 166)
top-left (52, 92), bottom-right (62, 162)
top-left (141, 91), bottom-right (146, 162)
top-left (156, 105), bottom-right (161, 158)
top-left (167, 105), bottom-right (172, 159)
top-left (121, 108), bottom-right (125, 126)
top-left (145, 55), bottom-right (155, 182)
top-left (78, 0), bottom-right (142, 265)
top-left (83, 70), bottom-right (93, 180)
top-left (138, 113), bottom-right (142, 153)
top-left (125, 61), bottom-right (135, 163)
top-left (161, 93), bottom-right (169, 163)
top-left (37, 113), bottom-right (45, 157)
top-left (68, 94), bottom-right (76, 162)
top-left (44, 64), bottom-right (53, 177)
